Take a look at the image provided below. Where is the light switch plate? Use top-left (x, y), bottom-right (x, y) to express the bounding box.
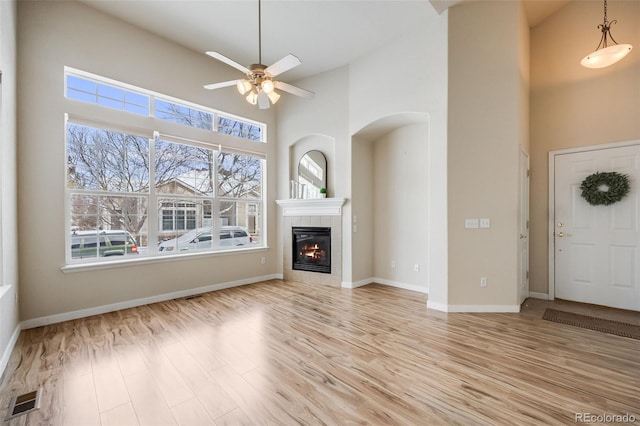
top-left (465, 219), bottom-right (479, 229)
top-left (479, 218), bottom-right (490, 228)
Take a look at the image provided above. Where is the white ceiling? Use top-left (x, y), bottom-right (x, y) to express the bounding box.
top-left (80, 0), bottom-right (570, 83)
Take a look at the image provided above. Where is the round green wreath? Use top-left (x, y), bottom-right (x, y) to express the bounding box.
top-left (580, 171), bottom-right (630, 206)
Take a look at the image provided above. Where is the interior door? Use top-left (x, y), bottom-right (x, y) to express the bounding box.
top-left (518, 150), bottom-right (529, 304)
top-left (554, 144), bottom-right (640, 311)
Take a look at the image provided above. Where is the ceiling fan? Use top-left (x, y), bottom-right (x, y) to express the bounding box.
top-left (203, 0), bottom-right (314, 109)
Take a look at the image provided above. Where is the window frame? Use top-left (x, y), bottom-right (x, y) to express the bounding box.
top-left (63, 68), bottom-right (268, 270)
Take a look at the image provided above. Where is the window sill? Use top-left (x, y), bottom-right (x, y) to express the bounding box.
top-left (61, 246), bottom-right (269, 274)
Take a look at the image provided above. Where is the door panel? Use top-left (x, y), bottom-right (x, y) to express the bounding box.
top-left (554, 145), bottom-right (640, 311)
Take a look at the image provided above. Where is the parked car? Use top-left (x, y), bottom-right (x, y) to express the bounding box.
top-left (158, 226), bottom-right (252, 253)
top-left (71, 230), bottom-right (139, 259)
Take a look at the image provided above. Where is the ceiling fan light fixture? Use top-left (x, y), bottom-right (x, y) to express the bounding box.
top-left (203, 0), bottom-right (313, 107)
top-left (257, 90), bottom-right (271, 109)
top-left (581, 0), bottom-right (633, 69)
top-left (267, 90), bottom-right (280, 104)
top-left (261, 79), bottom-right (275, 94)
top-left (237, 79), bottom-right (252, 95)
top-left (246, 90), bottom-right (258, 105)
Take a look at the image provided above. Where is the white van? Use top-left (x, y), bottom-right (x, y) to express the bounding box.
top-left (157, 226), bottom-right (252, 253)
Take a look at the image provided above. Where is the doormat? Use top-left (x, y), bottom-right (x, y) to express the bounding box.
top-left (543, 308), bottom-right (640, 340)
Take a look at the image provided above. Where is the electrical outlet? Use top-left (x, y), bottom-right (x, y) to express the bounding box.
top-left (261, 256), bottom-right (266, 264)
top-left (414, 264), bottom-right (420, 272)
top-left (480, 277), bottom-right (487, 287)
top-left (391, 260), bottom-right (396, 269)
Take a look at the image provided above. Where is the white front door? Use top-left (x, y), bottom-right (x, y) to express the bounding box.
top-left (554, 144), bottom-right (640, 311)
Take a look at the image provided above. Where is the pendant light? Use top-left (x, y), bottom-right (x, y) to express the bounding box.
top-left (580, 0), bottom-right (632, 69)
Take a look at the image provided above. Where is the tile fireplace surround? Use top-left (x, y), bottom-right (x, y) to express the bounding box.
top-left (276, 198), bottom-right (346, 287)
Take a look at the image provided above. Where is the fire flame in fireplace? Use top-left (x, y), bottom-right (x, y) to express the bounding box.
top-left (299, 244), bottom-right (326, 262)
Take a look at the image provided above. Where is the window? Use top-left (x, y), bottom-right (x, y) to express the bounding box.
top-left (218, 115), bottom-right (262, 141)
top-left (65, 70), bottom-right (265, 142)
top-left (66, 75), bottom-right (149, 115)
top-left (160, 202), bottom-right (197, 231)
top-left (64, 69), bottom-right (266, 264)
top-left (155, 99), bottom-right (213, 130)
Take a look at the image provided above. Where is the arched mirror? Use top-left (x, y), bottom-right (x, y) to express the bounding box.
top-left (297, 150), bottom-right (327, 199)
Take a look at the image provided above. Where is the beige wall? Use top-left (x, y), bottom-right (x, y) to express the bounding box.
top-left (448, 1), bottom-right (529, 308)
top-left (275, 66), bottom-right (351, 278)
top-left (529, 0), bottom-right (640, 296)
top-left (0, 0), bottom-right (20, 372)
top-left (276, 16), bottom-right (448, 292)
top-left (372, 124), bottom-right (429, 289)
top-left (351, 135), bottom-right (374, 284)
top-left (17, 1), bottom-right (279, 322)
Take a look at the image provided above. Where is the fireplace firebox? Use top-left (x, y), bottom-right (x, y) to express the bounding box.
top-left (292, 227), bottom-right (331, 274)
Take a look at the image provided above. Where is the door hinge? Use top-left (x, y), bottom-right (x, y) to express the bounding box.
top-left (526, 271), bottom-right (529, 279)
top-left (527, 169), bottom-right (530, 177)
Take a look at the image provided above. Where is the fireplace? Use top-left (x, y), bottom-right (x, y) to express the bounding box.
top-left (292, 227), bottom-right (331, 274)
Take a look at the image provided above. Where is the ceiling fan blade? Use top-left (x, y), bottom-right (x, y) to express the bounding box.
top-left (257, 90), bottom-right (271, 110)
top-left (206, 51), bottom-right (251, 75)
top-left (274, 81), bottom-right (315, 99)
top-left (203, 80), bottom-right (241, 90)
top-left (265, 54), bottom-right (301, 77)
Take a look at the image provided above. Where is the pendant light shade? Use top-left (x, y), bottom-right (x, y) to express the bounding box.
top-left (581, 0), bottom-right (632, 69)
top-left (581, 43), bottom-right (633, 69)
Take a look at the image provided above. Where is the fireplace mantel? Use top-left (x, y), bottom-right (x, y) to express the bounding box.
top-left (276, 198), bottom-right (346, 217)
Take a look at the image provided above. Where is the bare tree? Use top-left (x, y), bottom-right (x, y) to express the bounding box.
top-left (217, 152), bottom-right (261, 198)
top-left (66, 109), bottom-right (262, 243)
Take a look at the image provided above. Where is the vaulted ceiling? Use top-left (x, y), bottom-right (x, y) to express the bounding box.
top-left (81, 0), bottom-right (570, 82)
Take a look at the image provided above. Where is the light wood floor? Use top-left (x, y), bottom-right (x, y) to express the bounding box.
top-left (1, 280), bottom-right (639, 425)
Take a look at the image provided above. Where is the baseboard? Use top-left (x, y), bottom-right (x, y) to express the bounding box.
top-left (21, 274), bottom-right (282, 329)
top-left (373, 278), bottom-right (428, 294)
top-left (342, 278), bottom-right (428, 294)
top-left (427, 300), bottom-right (521, 313)
top-left (528, 292), bottom-right (549, 300)
top-left (0, 323), bottom-right (21, 382)
top-left (341, 278), bottom-right (373, 289)
top-left (426, 300), bottom-right (449, 312)
top-left (445, 304), bottom-right (521, 313)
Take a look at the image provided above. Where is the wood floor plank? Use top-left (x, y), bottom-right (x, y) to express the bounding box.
top-left (136, 341), bottom-right (195, 407)
top-left (192, 381), bottom-right (238, 421)
top-left (100, 402), bottom-right (139, 426)
top-left (0, 280), bottom-right (638, 425)
top-left (170, 397), bottom-right (216, 426)
top-left (90, 339), bottom-right (131, 413)
top-left (62, 371), bottom-right (100, 426)
top-left (123, 370), bottom-right (178, 425)
top-left (213, 407), bottom-right (254, 426)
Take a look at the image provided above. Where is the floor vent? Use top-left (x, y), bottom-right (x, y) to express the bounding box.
top-left (5, 388), bottom-right (42, 420)
top-left (184, 294), bottom-right (202, 300)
